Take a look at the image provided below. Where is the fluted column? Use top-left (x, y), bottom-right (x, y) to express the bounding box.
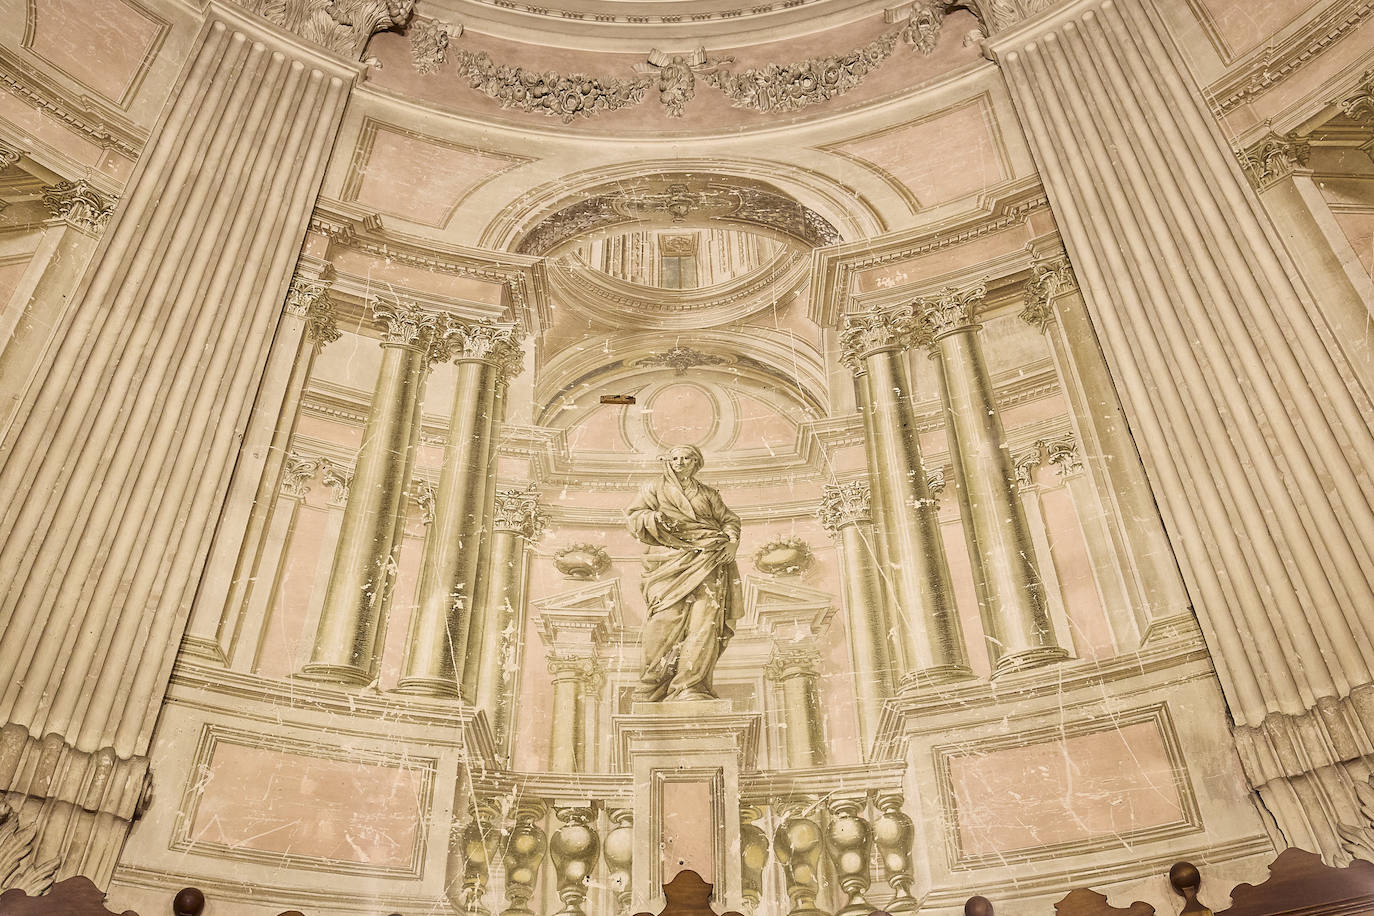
top-left (1020, 257), bottom-right (1190, 641)
top-left (302, 300), bottom-right (440, 684)
top-left (988, 0), bottom-right (1374, 860)
top-left (502, 798), bottom-right (549, 916)
top-left (400, 320), bottom-right (522, 696)
top-left (0, 178), bottom-right (109, 436)
top-left (819, 480), bottom-right (895, 753)
top-left (840, 307), bottom-right (971, 689)
top-left (468, 484), bottom-right (545, 744)
top-left (0, 0), bottom-right (387, 883)
top-left (919, 282), bottom-right (1067, 674)
top-left (190, 265), bottom-right (340, 664)
top-left (765, 642), bottom-right (826, 769)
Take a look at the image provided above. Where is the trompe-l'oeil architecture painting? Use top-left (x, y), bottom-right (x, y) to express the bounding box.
top-left (1, 0), bottom-right (1374, 912)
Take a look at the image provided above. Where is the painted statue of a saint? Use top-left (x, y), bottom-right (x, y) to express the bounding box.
top-left (627, 446), bottom-right (743, 701)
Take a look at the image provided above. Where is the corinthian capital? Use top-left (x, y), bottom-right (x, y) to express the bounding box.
top-left (371, 298), bottom-right (437, 349)
top-left (492, 483), bottom-right (547, 539)
top-left (41, 180), bottom-right (116, 234)
top-left (233, 0), bottom-right (414, 60)
top-left (1020, 258), bottom-right (1077, 330)
top-left (818, 480), bottom-right (872, 532)
top-left (916, 281), bottom-right (987, 339)
top-left (286, 277), bottom-right (343, 347)
top-left (838, 304), bottom-right (921, 372)
top-left (765, 639), bottom-right (822, 681)
top-left (437, 317), bottom-right (524, 381)
top-left (1337, 69), bottom-right (1374, 124)
top-left (1236, 130), bottom-right (1311, 190)
top-left (0, 142), bottom-right (21, 171)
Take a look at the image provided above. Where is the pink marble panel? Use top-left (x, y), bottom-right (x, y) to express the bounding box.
top-left (186, 737), bottom-right (428, 870)
top-left (25, 0), bottom-right (164, 104)
top-left (946, 716), bottom-right (1191, 861)
top-left (1333, 212), bottom-right (1374, 280)
top-left (661, 778), bottom-right (716, 884)
top-left (1040, 484), bottom-right (1115, 659)
top-left (0, 256), bottom-right (34, 309)
top-left (1187, 0), bottom-right (1310, 60)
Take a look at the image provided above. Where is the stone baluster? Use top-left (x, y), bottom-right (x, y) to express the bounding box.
top-left (825, 796), bottom-right (874, 916)
top-left (603, 807), bottom-right (633, 915)
top-left (839, 307), bottom-right (971, 690)
top-left (550, 805), bottom-right (600, 916)
top-left (400, 319), bottom-right (522, 696)
top-left (918, 281), bottom-right (1067, 675)
top-left (191, 264), bottom-right (341, 665)
top-left (739, 804), bottom-right (770, 915)
top-left (1020, 257), bottom-right (1189, 642)
top-left (0, 0), bottom-right (378, 880)
top-left (818, 480), bottom-right (894, 754)
top-left (872, 792), bottom-right (916, 913)
top-left (764, 642), bottom-right (826, 768)
top-left (468, 483), bottom-right (546, 749)
top-left (301, 299), bottom-right (439, 684)
top-left (449, 796), bottom-right (502, 916)
top-left (501, 798), bottom-right (548, 916)
top-left (773, 798), bottom-right (825, 916)
top-left (989, 0), bottom-right (1374, 859)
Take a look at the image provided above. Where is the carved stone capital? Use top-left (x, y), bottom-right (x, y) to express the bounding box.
top-left (0, 142), bottom-right (21, 171)
top-left (282, 453), bottom-right (320, 497)
top-left (1045, 436), bottom-right (1082, 477)
top-left (438, 317), bottom-right (524, 380)
top-left (917, 281), bottom-right (987, 339)
top-left (319, 459), bottom-right (353, 506)
top-left (233, 0), bottom-right (414, 61)
top-left (41, 180), bottom-right (116, 234)
top-left (1012, 448), bottom-right (1043, 490)
top-left (765, 640), bottom-right (822, 681)
top-left (547, 652), bottom-right (603, 685)
top-left (493, 483), bottom-right (547, 539)
top-left (1021, 257), bottom-right (1077, 330)
top-left (1236, 130), bottom-right (1311, 190)
top-left (839, 304), bottom-right (921, 372)
top-left (818, 480), bottom-right (872, 532)
top-left (370, 298), bottom-right (436, 349)
top-left (0, 799), bottom-right (58, 895)
top-left (925, 467), bottom-right (947, 504)
top-left (1337, 68), bottom-right (1374, 124)
top-left (286, 276), bottom-right (343, 348)
top-left (413, 478), bottom-right (436, 524)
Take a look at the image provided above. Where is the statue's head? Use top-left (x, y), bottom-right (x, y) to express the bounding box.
top-left (663, 445), bottom-right (704, 480)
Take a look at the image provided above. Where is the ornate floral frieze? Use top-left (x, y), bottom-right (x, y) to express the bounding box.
top-left (634, 346), bottom-right (733, 374)
top-left (818, 480), bottom-right (872, 531)
top-left (233, 0), bottom-right (414, 60)
top-left (409, 17), bottom-right (458, 74)
top-left (493, 483), bottom-right (547, 539)
top-left (371, 298), bottom-right (437, 348)
top-left (916, 281), bottom-right (987, 339)
top-left (839, 304), bottom-right (921, 371)
top-left (450, 49), bottom-right (650, 122)
top-left (900, 1), bottom-right (949, 54)
top-left (753, 536), bottom-right (815, 576)
top-left (0, 800), bottom-right (58, 896)
top-left (1020, 257), bottom-right (1077, 330)
top-left (41, 180), bottom-right (116, 234)
top-left (1236, 130), bottom-right (1311, 189)
top-left (552, 543), bottom-right (612, 579)
top-left (281, 453), bottom-right (321, 497)
top-left (637, 48), bottom-right (727, 118)
top-left (704, 33), bottom-right (898, 113)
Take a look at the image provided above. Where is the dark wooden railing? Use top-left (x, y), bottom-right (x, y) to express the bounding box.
top-left (2, 849), bottom-right (1372, 916)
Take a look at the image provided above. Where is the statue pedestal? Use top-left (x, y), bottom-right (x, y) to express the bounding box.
top-left (613, 700), bottom-right (761, 913)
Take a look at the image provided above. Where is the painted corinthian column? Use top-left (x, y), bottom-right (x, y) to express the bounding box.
top-left (919, 282), bottom-right (1066, 674)
top-left (304, 299), bottom-right (444, 683)
top-left (818, 480), bottom-right (894, 752)
top-left (987, 0), bottom-right (1374, 861)
top-left (840, 307), bottom-right (971, 689)
top-left (0, 0), bottom-right (407, 884)
top-left (400, 320), bottom-right (523, 696)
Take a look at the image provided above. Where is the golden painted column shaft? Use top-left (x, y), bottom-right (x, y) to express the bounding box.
top-left (469, 484), bottom-right (544, 747)
top-left (548, 655), bottom-right (598, 773)
top-left (303, 299), bottom-right (437, 683)
top-left (400, 321), bottom-right (521, 696)
top-left (766, 642), bottom-right (826, 769)
top-left (819, 480), bottom-right (894, 754)
top-left (920, 282), bottom-right (1067, 674)
top-left (841, 308), bottom-right (970, 689)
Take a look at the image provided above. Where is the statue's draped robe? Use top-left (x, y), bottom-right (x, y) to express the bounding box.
top-left (627, 472), bottom-right (742, 700)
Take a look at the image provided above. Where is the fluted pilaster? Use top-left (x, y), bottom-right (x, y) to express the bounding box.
top-left (989, 0), bottom-right (1374, 860)
top-left (839, 307), bottom-right (970, 689)
top-left (919, 281), bottom-right (1067, 674)
top-left (0, 3), bottom-right (357, 882)
top-left (819, 480), bottom-right (894, 753)
top-left (400, 320), bottom-right (522, 696)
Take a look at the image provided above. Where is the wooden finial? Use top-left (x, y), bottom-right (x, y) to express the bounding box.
top-left (1169, 861), bottom-right (1212, 916)
top-left (966, 895), bottom-right (994, 916)
top-left (171, 887), bottom-right (204, 916)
